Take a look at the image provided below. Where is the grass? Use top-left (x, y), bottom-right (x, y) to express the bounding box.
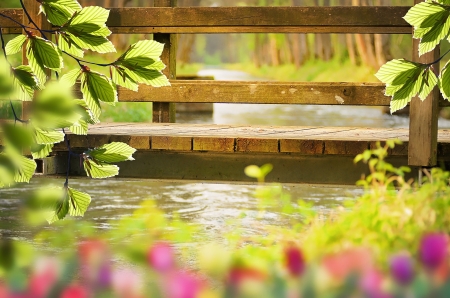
top-left (225, 58), bottom-right (379, 82)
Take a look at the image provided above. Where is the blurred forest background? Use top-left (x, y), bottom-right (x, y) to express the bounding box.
top-left (0, 0), bottom-right (414, 72)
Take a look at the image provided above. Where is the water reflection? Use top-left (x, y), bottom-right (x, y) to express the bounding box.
top-left (0, 178), bottom-right (362, 241)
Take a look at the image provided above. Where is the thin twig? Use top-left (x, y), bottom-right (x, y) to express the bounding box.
top-left (19, 0), bottom-right (50, 40)
top-left (0, 12), bottom-right (55, 33)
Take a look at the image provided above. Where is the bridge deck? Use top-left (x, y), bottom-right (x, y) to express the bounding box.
top-left (54, 123), bottom-right (450, 157)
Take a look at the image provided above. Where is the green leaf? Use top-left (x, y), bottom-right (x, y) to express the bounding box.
top-left (67, 187), bottom-right (91, 217)
top-left (60, 68), bottom-right (82, 87)
top-left (32, 81), bottom-right (81, 129)
top-left (69, 6), bottom-right (110, 29)
top-left (83, 159), bottom-right (119, 178)
top-left (5, 35), bottom-right (27, 55)
top-left (65, 32), bottom-right (115, 54)
top-left (418, 68), bottom-right (438, 100)
top-left (111, 66), bottom-right (138, 91)
top-left (47, 191), bottom-right (69, 224)
top-left (26, 41), bottom-right (47, 84)
top-left (12, 65), bottom-right (41, 101)
top-left (34, 127), bottom-right (64, 145)
top-left (1, 123), bottom-right (34, 152)
top-left (58, 33), bottom-right (84, 58)
top-left (375, 59), bottom-right (421, 86)
top-left (31, 144), bottom-right (54, 159)
top-left (121, 40), bottom-right (164, 61)
top-left (9, 151), bottom-right (37, 183)
top-left (83, 70), bottom-right (117, 104)
top-left (0, 153), bottom-right (16, 188)
top-left (40, 0), bottom-right (82, 26)
top-left (439, 60), bottom-right (450, 100)
top-left (29, 36), bottom-right (63, 71)
top-left (69, 119), bottom-right (88, 135)
top-left (390, 70), bottom-right (424, 113)
top-left (88, 142), bottom-right (136, 163)
top-left (419, 13), bottom-right (450, 56)
top-left (124, 67), bottom-right (170, 87)
top-left (80, 77), bottom-right (101, 123)
top-left (404, 2), bottom-right (446, 29)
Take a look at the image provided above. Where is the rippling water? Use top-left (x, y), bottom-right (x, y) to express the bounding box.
top-left (2, 68), bottom-right (448, 243)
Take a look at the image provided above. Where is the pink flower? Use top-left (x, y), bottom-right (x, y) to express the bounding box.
top-left (27, 257), bottom-right (59, 298)
top-left (165, 271), bottom-right (202, 298)
top-left (112, 269), bottom-right (142, 298)
top-left (284, 245), bottom-right (305, 277)
top-left (360, 270), bottom-right (390, 298)
top-left (420, 233), bottom-right (448, 270)
top-left (147, 242), bottom-right (175, 273)
top-left (61, 285), bottom-right (89, 298)
top-left (390, 253), bottom-right (415, 285)
top-left (322, 248), bottom-right (373, 281)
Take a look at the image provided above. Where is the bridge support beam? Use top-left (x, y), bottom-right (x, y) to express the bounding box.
top-left (153, 0), bottom-right (177, 123)
top-left (408, 0), bottom-right (439, 167)
top-left (47, 151), bottom-right (423, 185)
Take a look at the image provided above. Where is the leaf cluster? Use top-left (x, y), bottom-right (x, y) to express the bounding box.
top-left (376, 0), bottom-right (450, 113)
top-left (0, 0), bottom-right (169, 224)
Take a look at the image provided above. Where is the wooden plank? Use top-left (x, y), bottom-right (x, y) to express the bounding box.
top-left (0, 9), bottom-right (23, 29)
top-left (280, 139), bottom-right (323, 154)
top-left (40, 123), bottom-right (450, 158)
top-left (152, 136), bottom-right (192, 151)
top-left (109, 26), bottom-right (412, 34)
top-left (0, 7), bottom-right (412, 34)
top-left (106, 7), bottom-right (410, 33)
top-left (120, 81), bottom-right (390, 105)
top-left (193, 137), bottom-right (235, 152)
top-left (409, 1), bottom-right (439, 167)
top-left (56, 150), bottom-right (418, 185)
top-left (152, 0), bottom-right (177, 123)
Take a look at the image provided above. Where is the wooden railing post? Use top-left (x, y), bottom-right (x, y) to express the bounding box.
top-left (408, 0), bottom-right (440, 167)
top-left (153, 0), bottom-right (177, 123)
top-left (21, 0), bottom-right (52, 120)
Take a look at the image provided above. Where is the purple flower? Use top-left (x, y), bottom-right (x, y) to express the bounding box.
top-left (420, 233), bottom-right (448, 270)
top-left (390, 253), bottom-right (415, 285)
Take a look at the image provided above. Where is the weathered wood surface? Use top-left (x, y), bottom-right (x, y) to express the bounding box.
top-left (408, 1), bottom-right (440, 167)
top-left (0, 7), bottom-right (411, 34)
top-left (53, 151), bottom-right (419, 184)
top-left (152, 0), bottom-right (176, 123)
top-left (50, 123), bottom-right (450, 158)
top-left (117, 81), bottom-right (450, 106)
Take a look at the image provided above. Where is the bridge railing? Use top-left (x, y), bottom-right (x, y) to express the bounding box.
top-left (0, 0), bottom-right (440, 168)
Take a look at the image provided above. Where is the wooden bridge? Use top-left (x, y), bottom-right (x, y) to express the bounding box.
top-left (3, 0), bottom-right (450, 184)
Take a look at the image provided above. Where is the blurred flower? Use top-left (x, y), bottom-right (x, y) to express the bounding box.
top-left (27, 257), bottom-right (59, 298)
top-left (227, 267), bottom-right (266, 287)
top-left (61, 285), bottom-right (89, 298)
top-left (78, 239), bottom-right (111, 287)
top-left (420, 233), bottom-right (448, 270)
top-left (112, 268), bottom-right (142, 298)
top-left (322, 248), bottom-right (373, 281)
top-left (147, 242), bottom-right (175, 273)
top-left (389, 253), bottom-right (415, 286)
top-left (284, 245), bottom-right (304, 277)
top-left (78, 239), bottom-right (107, 266)
top-left (360, 270), bottom-right (390, 298)
top-left (165, 271), bottom-right (202, 298)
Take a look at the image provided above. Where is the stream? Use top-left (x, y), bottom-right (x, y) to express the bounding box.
top-left (2, 68), bottom-right (450, 243)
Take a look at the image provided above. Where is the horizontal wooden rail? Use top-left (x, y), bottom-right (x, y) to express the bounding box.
top-left (0, 6), bottom-right (411, 34)
top-left (115, 81), bottom-right (450, 107)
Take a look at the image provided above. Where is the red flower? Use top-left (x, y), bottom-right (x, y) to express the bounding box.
top-left (61, 285), bottom-right (89, 298)
top-left (284, 245), bottom-right (305, 277)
